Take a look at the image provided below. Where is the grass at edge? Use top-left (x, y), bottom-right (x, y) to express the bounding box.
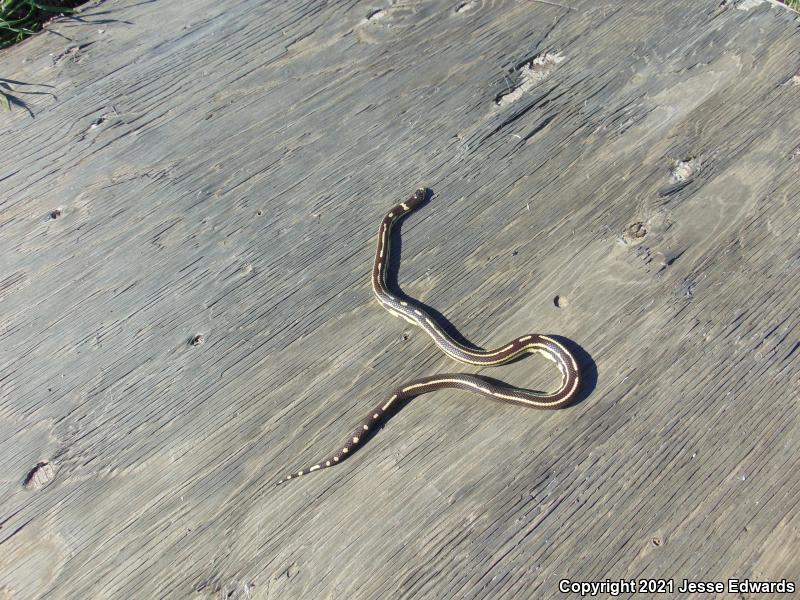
top-left (0, 1), bottom-right (84, 50)
top-left (1, 0), bottom-right (87, 111)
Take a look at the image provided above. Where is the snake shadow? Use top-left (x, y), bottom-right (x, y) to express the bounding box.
top-left (385, 188), bottom-right (489, 352)
top-left (384, 188), bottom-right (597, 406)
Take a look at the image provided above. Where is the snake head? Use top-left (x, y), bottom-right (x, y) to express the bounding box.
top-left (405, 188), bottom-right (428, 210)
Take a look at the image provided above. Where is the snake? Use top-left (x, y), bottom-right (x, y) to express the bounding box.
top-left (276, 188), bottom-right (580, 485)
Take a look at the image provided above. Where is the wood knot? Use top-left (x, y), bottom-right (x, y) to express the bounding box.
top-left (24, 461), bottom-right (55, 490)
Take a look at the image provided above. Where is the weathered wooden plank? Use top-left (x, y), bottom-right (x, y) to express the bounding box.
top-left (1, 0), bottom-right (799, 598)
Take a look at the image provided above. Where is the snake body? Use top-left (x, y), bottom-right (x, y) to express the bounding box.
top-left (277, 189), bottom-right (580, 485)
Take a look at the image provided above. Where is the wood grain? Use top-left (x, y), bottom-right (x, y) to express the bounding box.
top-left (1, 0), bottom-right (799, 597)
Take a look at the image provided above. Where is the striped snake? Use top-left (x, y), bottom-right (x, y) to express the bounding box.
top-left (277, 189), bottom-right (580, 485)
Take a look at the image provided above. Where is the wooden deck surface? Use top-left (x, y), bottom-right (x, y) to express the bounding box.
top-left (1, 0), bottom-right (800, 598)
